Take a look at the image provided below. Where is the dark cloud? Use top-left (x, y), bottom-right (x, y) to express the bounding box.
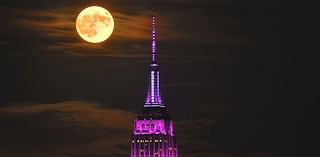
top-left (0, 0), bottom-right (252, 59)
top-left (0, 2), bottom-right (184, 57)
top-left (162, 81), bottom-right (220, 88)
top-left (0, 101), bottom-right (134, 157)
top-left (0, 0), bottom-right (305, 157)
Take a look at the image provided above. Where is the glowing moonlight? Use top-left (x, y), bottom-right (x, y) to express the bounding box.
top-left (76, 6), bottom-right (114, 43)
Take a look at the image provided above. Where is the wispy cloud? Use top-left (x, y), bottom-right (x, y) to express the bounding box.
top-left (0, 101), bottom-right (134, 157)
top-left (11, 6), bottom-right (184, 57)
top-left (0, 41), bottom-right (11, 45)
top-left (15, 9), bottom-right (75, 37)
top-left (0, 100), bottom-right (135, 128)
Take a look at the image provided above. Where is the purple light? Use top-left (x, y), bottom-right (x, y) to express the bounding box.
top-left (145, 69), bottom-right (163, 106)
top-left (145, 14), bottom-right (163, 106)
top-left (157, 71), bottom-right (162, 103)
top-left (133, 12), bottom-right (178, 157)
top-left (132, 118), bottom-right (178, 157)
top-left (151, 13), bottom-right (157, 63)
top-left (134, 119), bottom-right (173, 135)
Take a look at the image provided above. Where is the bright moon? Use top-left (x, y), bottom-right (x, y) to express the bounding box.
top-left (76, 6), bottom-right (114, 43)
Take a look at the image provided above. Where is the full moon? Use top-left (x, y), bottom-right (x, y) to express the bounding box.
top-left (76, 6), bottom-right (114, 43)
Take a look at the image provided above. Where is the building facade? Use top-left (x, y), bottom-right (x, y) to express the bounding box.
top-left (130, 13), bottom-right (179, 157)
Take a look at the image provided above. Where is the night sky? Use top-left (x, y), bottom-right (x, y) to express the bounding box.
top-left (0, 0), bottom-right (308, 157)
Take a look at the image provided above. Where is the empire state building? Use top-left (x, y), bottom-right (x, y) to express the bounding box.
top-left (130, 12), bottom-right (179, 157)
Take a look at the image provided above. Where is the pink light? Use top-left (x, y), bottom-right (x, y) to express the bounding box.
top-left (145, 11), bottom-right (163, 106)
top-left (134, 119), bottom-right (174, 136)
top-left (151, 13), bottom-right (157, 63)
top-left (145, 69), bottom-right (163, 105)
top-left (132, 12), bottom-right (178, 157)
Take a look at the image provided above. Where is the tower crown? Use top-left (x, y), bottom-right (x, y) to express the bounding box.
top-left (145, 11), bottom-right (163, 107)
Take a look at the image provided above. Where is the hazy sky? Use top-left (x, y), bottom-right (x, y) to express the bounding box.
top-left (0, 0), bottom-right (307, 157)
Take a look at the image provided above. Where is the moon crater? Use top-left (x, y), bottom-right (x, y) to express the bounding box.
top-left (76, 6), bottom-right (114, 43)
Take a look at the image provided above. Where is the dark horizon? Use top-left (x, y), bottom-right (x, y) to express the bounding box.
top-left (0, 0), bottom-right (308, 157)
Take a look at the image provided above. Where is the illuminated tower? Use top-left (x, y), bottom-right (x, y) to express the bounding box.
top-left (130, 11), bottom-right (179, 157)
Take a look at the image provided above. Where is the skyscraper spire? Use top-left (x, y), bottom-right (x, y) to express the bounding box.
top-left (151, 8), bottom-right (157, 63)
top-left (145, 10), bottom-right (163, 107)
top-left (131, 10), bottom-right (179, 157)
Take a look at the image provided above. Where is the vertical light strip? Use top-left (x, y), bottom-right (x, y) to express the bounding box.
top-left (152, 16), bottom-right (156, 62)
top-left (151, 71), bottom-right (155, 103)
top-left (145, 11), bottom-right (164, 107)
top-left (157, 71), bottom-right (161, 103)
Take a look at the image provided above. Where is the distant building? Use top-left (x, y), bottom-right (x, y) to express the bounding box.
top-left (130, 12), bottom-right (179, 157)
